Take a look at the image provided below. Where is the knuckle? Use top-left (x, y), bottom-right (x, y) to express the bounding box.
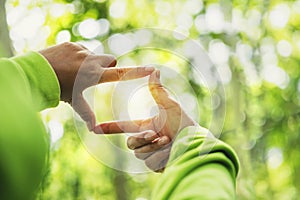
top-left (62, 42), bottom-right (76, 49)
top-left (117, 68), bottom-right (126, 79)
top-left (63, 42), bottom-right (87, 52)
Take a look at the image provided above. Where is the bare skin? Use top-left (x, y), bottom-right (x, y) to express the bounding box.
top-left (40, 42), bottom-right (194, 171)
top-left (40, 42), bottom-right (155, 130)
top-left (94, 70), bottom-right (197, 171)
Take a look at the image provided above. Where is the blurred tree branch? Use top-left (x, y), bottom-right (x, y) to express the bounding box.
top-left (0, 0), bottom-right (13, 57)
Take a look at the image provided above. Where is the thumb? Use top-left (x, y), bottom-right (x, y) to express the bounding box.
top-left (148, 70), bottom-right (173, 107)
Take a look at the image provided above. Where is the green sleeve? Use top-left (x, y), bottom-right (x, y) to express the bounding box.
top-left (152, 126), bottom-right (240, 200)
top-left (11, 51), bottom-right (60, 110)
top-left (0, 52), bottom-right (60, 199)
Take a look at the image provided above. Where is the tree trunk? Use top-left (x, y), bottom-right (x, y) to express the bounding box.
top-left (0, 0), bottom-right (13, 57)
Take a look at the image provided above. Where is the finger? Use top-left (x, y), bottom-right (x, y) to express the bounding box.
top-left (134, 136), bottom-right (171, 160)
top-left (74, 55), bottom-right (116, 91)
top-left (148, 70), bottom-right (178, 108)
top-left (72, 95), bottom-right (95, 131)
top-left (99, 66), bottom-right (154, 83)
top-left (127, 130), bottom-right (159, 150)
top-left (93, 118), bottom-right (154, 134)
top-left (145, 147), bottom-right (171, 172)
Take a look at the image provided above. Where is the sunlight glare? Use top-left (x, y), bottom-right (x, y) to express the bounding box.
top-left (267, 147), bottom-right (283, 169)
top-left (277, 40), bottom-right (292, 57)
top-left (183, 0), bottom-right (203, 15)
top-left (10, 8), bottom-right (45, 40)
top-left (109, 1), bottom-right (126, 18)
top-left (194, 15), bottom-right (208, 34)
top-left (48, 120), bottom-right (64, 144)
top-left (108, 34), bottom-right (136, 55)
top-left (78, 18), bottom-right (101, 39)
top-left (98, 18), bottom-right (110, 36)
top-left (176, 13), bottom-right (193, 29)
top-left (56, 30), bottom-right (71, 44)
top-left (269, 4), bottom-right (290, 29)
top-left (50, 3), bottom-right (65, 18)
top-left (205, 4), bottom-right (224, 33)
top-left (262, 65), bottom-right (289, 89)
top-left (128, 86), bottom-right (157, 120)
top-left (155, 1), bottom-right (171, 16)
top-left (209, 40), bottom-right (230, 65)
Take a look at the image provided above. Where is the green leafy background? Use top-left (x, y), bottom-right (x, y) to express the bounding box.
top-left (1, 0), bottom-right (300, 199)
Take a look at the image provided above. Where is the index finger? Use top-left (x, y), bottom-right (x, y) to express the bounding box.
top-left (99, 66), bottom-right (154, 83)
top-left (93, 118), bottom-right (154, 134)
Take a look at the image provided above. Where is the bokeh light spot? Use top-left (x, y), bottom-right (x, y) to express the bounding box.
top-left (262, 65), bottom-right (290, 89)
top-left (269, 4), bottom-right (290, 29)
top-left (78, 19), bottom-right (101, 39)
top-left (277, 40), bottom-right (292, 57)
top-left (109, 1), bottom-right (126, 18)
top-left (108, 33), bottom-right (135, 55)
top-left (48, 120), bottom-right (64, 144)
top-left (205, 4), bottom-right (224, 33)
top-left (267, 147), bottom-right (283, 169)
top-left (209, 40), bottom-right (230, 65)
top-left (56, 30), bottom-right (71, 44)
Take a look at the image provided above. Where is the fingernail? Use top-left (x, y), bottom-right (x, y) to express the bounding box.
top-left (158, 136), bottom-right (168, 145)
top-left (156, 70), bottom-right (160, 78)
top-left (145, 66), bottom-right (155, 71)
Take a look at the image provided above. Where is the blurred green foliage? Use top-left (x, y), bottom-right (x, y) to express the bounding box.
top-left (2, 0), bottom-right (300, 199)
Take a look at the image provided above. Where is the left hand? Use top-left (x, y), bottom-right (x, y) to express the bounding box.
top-left (40, 42), bottom-right (155, 130)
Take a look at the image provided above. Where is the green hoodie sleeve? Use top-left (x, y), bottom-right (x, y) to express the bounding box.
top-left (11, 51), bottom-right (60, 110)
top-left (152, 126), bottom-right (239, 200)
top-left (0, 52), bottom-right (60, 200)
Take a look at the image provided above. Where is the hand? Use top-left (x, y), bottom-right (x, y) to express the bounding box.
top-left (127, 130), bottom-right (172, 172)
top-left (94, 70), bottom-right (196, 171)
top-left (40, 42), bottom-right (155, 130)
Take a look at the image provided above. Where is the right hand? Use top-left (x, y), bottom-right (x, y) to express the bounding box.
top-left (94, 70), bottom-right (197, 171)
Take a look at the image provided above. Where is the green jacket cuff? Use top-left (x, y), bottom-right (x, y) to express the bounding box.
top-left (12, 52), bottom-right (60, 110)
top-left (168, 125), bottom-right (240, 177)
top-left (152, 126), bottom-right (240, 199)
